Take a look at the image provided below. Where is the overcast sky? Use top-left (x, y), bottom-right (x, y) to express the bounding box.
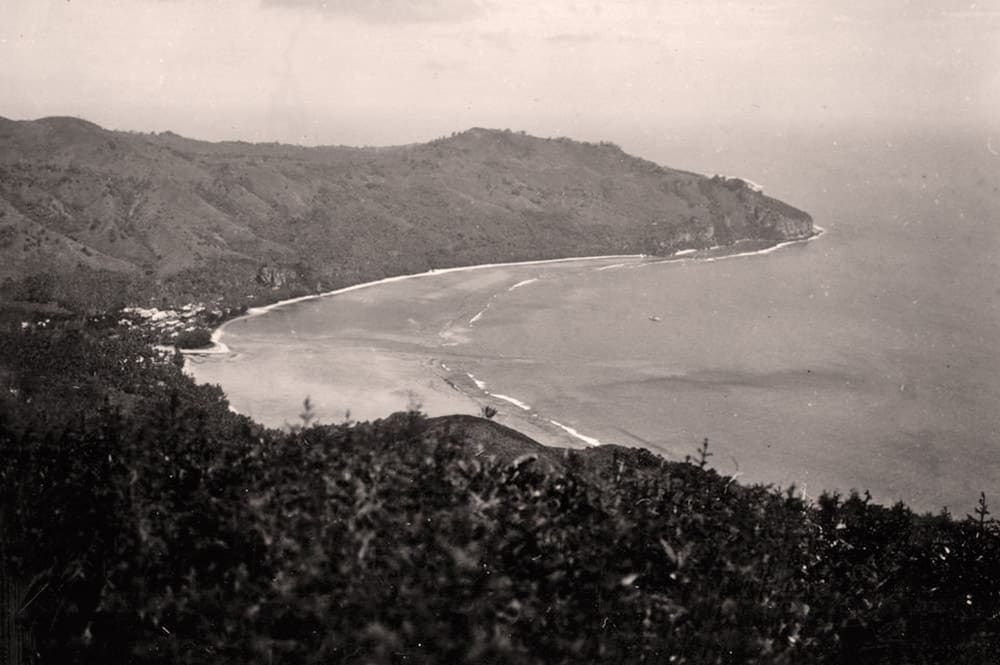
top-left (2, 0), bottom-right (998, 151)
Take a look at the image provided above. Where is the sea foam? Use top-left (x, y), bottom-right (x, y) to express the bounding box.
top-left (549, 420), bottom-right (603, 446)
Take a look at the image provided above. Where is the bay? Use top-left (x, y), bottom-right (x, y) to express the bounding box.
top-left (188, 128), bottom-right (1000, 513)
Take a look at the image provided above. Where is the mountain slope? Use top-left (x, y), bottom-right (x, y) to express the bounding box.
top-left (0, 117), bottom-right (813, 306)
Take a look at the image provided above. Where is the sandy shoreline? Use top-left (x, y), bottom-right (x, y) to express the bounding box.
top-left (186, 252), bottom-right (648, 357)
top-left (186, 228), bottom-right (824, 446)
top-left (188, 228), bottom-right (824, 358)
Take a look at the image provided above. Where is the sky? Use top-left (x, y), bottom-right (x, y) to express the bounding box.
top-left (2, 0), bottom-right (999, 153)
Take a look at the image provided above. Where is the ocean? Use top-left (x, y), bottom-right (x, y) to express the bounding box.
top-left (188, 127), bottom-right (1000, 514)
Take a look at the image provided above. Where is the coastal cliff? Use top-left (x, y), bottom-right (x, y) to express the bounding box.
top-left (0, 118), bottom-right (812, 309)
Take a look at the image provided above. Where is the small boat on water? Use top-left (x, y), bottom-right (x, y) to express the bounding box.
top-left (648, 315), bottom-right (662, 322)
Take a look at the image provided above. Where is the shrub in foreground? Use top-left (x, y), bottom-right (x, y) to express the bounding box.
top-left (2, 322), bottom-right (1000, 664)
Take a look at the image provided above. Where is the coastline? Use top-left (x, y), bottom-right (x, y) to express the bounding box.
top-left (187, 252), bottom-right (649, 357)
top-left (187, 227), bottom-right (824, 359)
top-left (426, 227), bottom-right (827, 449)
top-left (185, 227), bottom-right (824, 447)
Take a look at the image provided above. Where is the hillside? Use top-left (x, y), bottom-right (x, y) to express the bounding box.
top-left (0, 117), bottom-right (813, 309)
top-left (3, 319), bottom-right (1000, 664)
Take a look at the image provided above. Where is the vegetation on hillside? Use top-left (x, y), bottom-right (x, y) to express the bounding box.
top-left (0, 117), bottom-right (813, 314)
top-left (2, 319), bottom-right (999, 664)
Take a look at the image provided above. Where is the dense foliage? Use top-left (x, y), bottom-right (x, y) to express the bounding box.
top-left (2, 320), bottom-right (999, 664)
top-left (172, 328), bottom-right (213, 350)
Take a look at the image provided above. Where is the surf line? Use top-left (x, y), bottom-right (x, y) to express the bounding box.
top-left (454, 230), bottom-right (826, 448)
top-left (466, 374), bottom-right (533, 414)
top-left (464, 372), bottom-right (605, 446)
top-left (465, 372), bottom-right (531, 411)
top-left (687, 226), bottom-right (826, 264)
top-left (469, 276), bottom-right (541, 326)
top-left (508, 277), bottom-right (539, 291)
top-left (549, 419), bottom-right (603, 447)
top-left (469, 307), bottom-right (488, 325)
top-left (202, 229), bottom-right (822, 354)
top-left (193, 253), bottom-right (649, 355)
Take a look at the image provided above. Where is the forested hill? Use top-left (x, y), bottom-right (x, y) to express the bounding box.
top-left (0, 117), bottom-right (812, 309)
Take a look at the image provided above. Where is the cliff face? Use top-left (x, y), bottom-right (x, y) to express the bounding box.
top-left (0, 118), bottom-right (812, 303)
top-left (255, 265), bottom-right (303, 289)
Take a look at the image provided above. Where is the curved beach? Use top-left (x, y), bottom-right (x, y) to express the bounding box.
top-left (186, 230), bottom-right (824, 448)
top-left (196, 228), bottom-right (825, 357)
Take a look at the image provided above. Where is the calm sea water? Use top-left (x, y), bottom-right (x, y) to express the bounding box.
top-left (189, 130), bottom-right (1000, 513)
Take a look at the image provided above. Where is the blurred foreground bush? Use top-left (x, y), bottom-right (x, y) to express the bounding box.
top-left (2, 320), bottom-right (1000, 664)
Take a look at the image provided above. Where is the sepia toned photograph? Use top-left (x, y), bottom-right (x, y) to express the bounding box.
top-left (1, 1), bottom-right (998, 662)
